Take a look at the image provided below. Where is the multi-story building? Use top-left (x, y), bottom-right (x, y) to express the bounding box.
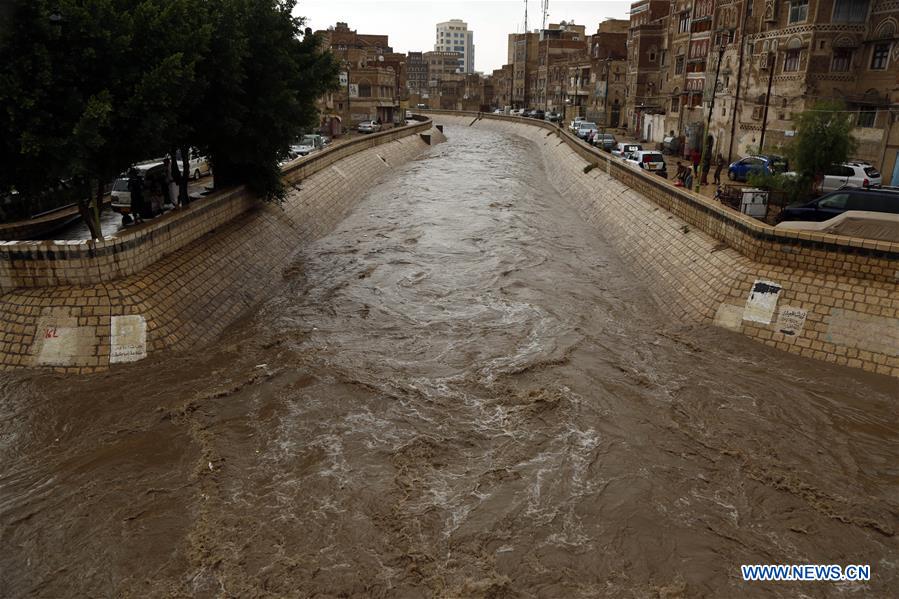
top-left (488, 65), bottom-right (514, 108)
top-left (424, 50), bottom-right (463, 83)
top-left (534, 22), bottom-right (589, 112)
top-left (509, 32), bottom-right (541, 107)
top-left (435, 19), bottom-right (475, 73)
top-left (406, 51), bottom-right (428, 99)
top-left (315, 22), bottom-right (400, 127)
top-left (588, 20), bottom-right (630, 127)
top-left (620, 0), bottom-right (898, 178)
top-left (720, 0), bottom-right (899, 177)
top-left (625, 0), bottom-right (671, 140)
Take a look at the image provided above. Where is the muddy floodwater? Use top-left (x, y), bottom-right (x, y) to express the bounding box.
top-left (1, 126), bottom-right (897, 598)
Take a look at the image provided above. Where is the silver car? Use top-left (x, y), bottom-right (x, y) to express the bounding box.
top-left (357, 121), bottom-right (382, 134)
top-left (575, 122), bottom-right (598, 139)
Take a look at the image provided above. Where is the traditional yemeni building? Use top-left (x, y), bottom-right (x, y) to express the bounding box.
top-left (588, 19), bottom-right (630, 127)
top-left (626, 0), bottom-right (671, 138)
top-left (314, 22), bottom-right (400, 127)
top-left (508, 32), bottom-right (541, 107)
top-left (722, 0), bottom-right (899, 175)
top-left (534, 22), bottom-right (589, 112)
top-left (406, 51), bottom-right (428, 102)
top-left (487, 64), bottom-right (514, 108)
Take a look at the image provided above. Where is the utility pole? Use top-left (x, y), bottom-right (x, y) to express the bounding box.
top-left (758, 49), bottom-right (776, 153)
top-left (602, 59), bottom-right (611, 136)
top-left (696, 45), bottom-right (726, 191)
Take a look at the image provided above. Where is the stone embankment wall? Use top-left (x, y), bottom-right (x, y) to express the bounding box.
top-left (0, 122), bottom-right (442, 372)
top-left (428, 111), bottom-right (899, 377)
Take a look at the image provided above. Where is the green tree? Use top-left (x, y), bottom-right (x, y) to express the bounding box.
top-left (0, 0), bottom-right (337, 238)
top-left (0, 0), bottom-right (206, 238)
top-left (789, 99), bottom-right (858, 183)
top-left (195, 0), bottom-right (339, 199)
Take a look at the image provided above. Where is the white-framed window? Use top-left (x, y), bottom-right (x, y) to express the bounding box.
top-left (870, 43), bottom-right (890, 69)
top-left (789, 0), bottom-right (808, 23)
top-left (783, 49), bottom-right (801, 72)
top-left (831, 48), bottom-right (852, 72)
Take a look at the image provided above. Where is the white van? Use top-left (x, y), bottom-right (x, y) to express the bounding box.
top-left (110, 162), bottom-right (167, 220)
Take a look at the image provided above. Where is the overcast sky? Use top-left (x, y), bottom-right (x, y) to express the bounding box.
top-left (295, 1), bottom-right (631, 73)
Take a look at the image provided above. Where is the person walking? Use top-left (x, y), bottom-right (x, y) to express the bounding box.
top-left (127, 168), bottom-right (145, 224)
top-left (674, 161), bottom-right (687, 186)
top-left (164, 157), bottom-right (178, 209)
top-left (683, 167), bottom-right (694, 190)
top-left (714, 153), bottom-right (725, 185)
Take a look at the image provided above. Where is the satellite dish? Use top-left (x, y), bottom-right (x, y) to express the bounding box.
top-left (378, 55), bottom-right (384, 62)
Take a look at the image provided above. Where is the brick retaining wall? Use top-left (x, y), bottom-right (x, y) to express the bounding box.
top-left (427, 112), bottom-right (899, 377)
top-left (0, 121), bottom-right (434, 294)
top-left (0, 124), bottom-right (438, 372)
top-left (425, 110), bottom-right (899, 284)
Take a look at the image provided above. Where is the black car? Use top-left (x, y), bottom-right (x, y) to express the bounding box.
top-left (532, 109), bottom-right (545, 120)
top-left (778, 188), bottom-right (899, 222)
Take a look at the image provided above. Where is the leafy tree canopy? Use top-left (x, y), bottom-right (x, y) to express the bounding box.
top-left (788, 100), bottom-right (859, 180)
top-left (0, 0), bottom-right (338, 237)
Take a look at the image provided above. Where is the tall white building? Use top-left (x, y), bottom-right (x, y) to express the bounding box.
top-left (434, 19), bottom-right (474, 73)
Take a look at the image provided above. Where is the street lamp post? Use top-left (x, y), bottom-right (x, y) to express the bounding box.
top-left (696, 45), bottom-right (726, 192)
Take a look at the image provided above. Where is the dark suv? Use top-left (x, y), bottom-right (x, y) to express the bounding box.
top-left (778, 188), bottom-right (899, 222)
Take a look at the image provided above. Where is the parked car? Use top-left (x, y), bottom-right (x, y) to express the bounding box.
top-left (612, 142), bottom-right (642, 158)
top-left (357, 121), bottom-right (382, 133)
top-left (532, 109), bottom-right (545, 120)
top-left (405, 110), bottom-right (413, 119)
top-left (568, 117), bottom-right (585, 132)
top-left (594, 133), bottom-right (617, 151)
top-left (778, 187), bottom-right (899, 222)
top-left (624, 150), bottom-right (668, 177)
top-left (728, 154), bottom-right (789, 181)
top-left (492, 108), bottom-right (503, 114)
top-left (511, 108), bottom-right (525, 116)
top-left (110, 161), bottom-right (168, 222)
top-left (290, 134), bottom-right (326, 157)
top-left (545, 111), bottom-right (562, 122)
top-left (575, 122), bottom-right (598, 139)
top-left (173, 147), bottom-right (211, 180)
top-left (817, 161), bottom-right (882, 193)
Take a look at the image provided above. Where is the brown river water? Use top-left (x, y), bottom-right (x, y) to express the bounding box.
top-left (0, 126), bottom-right (897, 598)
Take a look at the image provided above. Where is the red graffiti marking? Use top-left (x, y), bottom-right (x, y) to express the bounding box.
top-left (44, 327), bottom-right (59, 339)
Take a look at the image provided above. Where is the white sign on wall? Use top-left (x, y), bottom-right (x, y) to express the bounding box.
top-left (743, 280), bottom-right (782, 325)
top-left (339, 71), bottom-right (348, 87)
top-left (348, 83), bottom-right (359, 98)
top-left (776, 306), bottom-right (808, 336)
top-left (110, 315), bottom-right (148, 363)
top-left (36, 324), bottom-right (92, 366)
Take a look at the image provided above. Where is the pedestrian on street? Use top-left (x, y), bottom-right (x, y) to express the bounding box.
top-left (164, 157), bottom-right (178, 209)
top-left (691, 151), bottom-right (700, 176)
top-left (674, 161), bottom-right (686, 186)
top-left (714, 153), bottom-right (725, 185)
top-left (127, 168), bottom-right (145, 224)
top-left (683, 168), bottom-right (694, 190)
